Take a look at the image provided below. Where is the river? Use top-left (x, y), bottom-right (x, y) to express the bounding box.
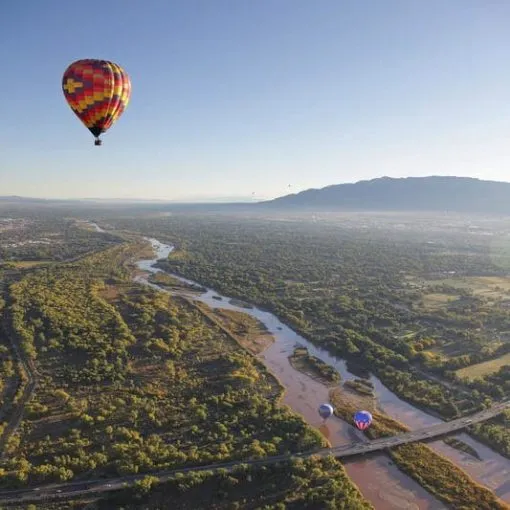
top-left (90, 222), bottom-right (105, 233)
top-left (93, 225), bottom-right (510, 508)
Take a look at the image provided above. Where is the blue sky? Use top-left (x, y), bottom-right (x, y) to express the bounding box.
top-left (2, 1), bottom-right (510, 201)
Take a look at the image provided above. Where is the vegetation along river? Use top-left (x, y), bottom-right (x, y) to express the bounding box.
top-left (129, 235), bottom-right (510, 508)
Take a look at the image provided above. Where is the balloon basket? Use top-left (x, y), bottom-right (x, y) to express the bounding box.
top-left (94, 139), bottom-right (102, 146)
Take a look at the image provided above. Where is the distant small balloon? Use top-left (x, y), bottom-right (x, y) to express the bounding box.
top-left (318, 403), bottom-right (334, 420)
top-left (354, 410), bottom-right (373, 430)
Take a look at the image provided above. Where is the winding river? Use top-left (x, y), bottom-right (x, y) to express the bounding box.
top-left (89, 222), bottom-right (510, 509)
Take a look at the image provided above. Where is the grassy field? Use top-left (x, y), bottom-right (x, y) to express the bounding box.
top-left (148, 270), bottom-right (205, 294)
top-left (469, 276), bottom-right (510, 298)
top-left (331, 383), bottom-right (376, 414)
top-left (456, 352), bottom-right (510, 380)
top-left (343, 379), bottom-right (376, 397)
top-left (10, 261), bottom-right (53, 269)
top-left (411, 275), bottom-right (510, 305)
top-left (407, 273), bottom-right (510, 367)
top-left (421, 292), bottom-right (457, 310)
top-left (206, 307), bottom-right (274, 355)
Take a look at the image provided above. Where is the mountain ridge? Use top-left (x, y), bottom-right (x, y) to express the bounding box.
top-left (259, 176), bottom-right (510, 215)
top-left (4, 176), bottom-right (510, 215)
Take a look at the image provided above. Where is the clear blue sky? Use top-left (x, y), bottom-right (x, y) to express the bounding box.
top-left (2, 1), bottom-right (510, 201)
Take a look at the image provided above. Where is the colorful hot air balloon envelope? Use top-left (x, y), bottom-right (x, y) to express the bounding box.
top-left (318, 403), bottom-right (334, 420)
top-left (354, 410), bottom-right (373, 430)
top-left (62, 59), bottom-right (131, 146)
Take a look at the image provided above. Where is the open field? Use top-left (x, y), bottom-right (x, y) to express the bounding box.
top-left (9, 261), bottom-right (53, 269)
top-left (148, 271), bottom-right (205, 294)
top-left (456, 353), bottom-right (510, 380)
top-left (206, 308), bottom-right (274, 355)
top-left (410, 275), bottom-right (510, 306)
top-left (421, 292), bottom-right (457, 310)
top-left (469, 276), bottom-right (510, 298)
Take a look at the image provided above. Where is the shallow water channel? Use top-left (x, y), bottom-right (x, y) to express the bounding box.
top-left (131, 236), bottom-right (510, 509)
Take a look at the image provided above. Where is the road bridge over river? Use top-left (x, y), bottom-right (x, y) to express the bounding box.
top-left (329, 399), bottom-right (509, 457)
top-left (1, 400), bottom-right (508, 505)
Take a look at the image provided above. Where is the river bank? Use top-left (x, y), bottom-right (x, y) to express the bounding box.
top-left (133, 237), bottom-right (510, 503)
top-left (134, 238), bottom-right (449, 509)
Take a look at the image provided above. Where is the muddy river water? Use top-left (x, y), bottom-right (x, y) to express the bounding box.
top-left (129, 235), bottom-right (510, 509)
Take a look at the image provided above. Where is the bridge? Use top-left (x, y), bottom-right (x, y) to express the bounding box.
top-left (0, 400), bottom-right (508, 504)
top-left (328, 400), bottom-right (509, 458)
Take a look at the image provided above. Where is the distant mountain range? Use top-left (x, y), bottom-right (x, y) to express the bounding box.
top-left (259, 176), bottom-right (510, 215)
top-left (4, 176), bottom-right (510, 215)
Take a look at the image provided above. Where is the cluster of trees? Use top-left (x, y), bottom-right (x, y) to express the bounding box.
top-left (96, 457), bottom-right (372, 510)
top-left (465, 365), bottom-right (510, 399)
top-left (3, 208), bottom-right (509, 504)
top-left (8, 265), bottom-right (134, 382)
top-left (105, 214), bottom-right (509, 446)
top-left (2, 242), bottom-right (370, 501)
top-left (471, 409), bottom-right (510, 458)
top-left (0, 342), bottom-right (20, 417)
top-left (0, 216), bottom-right (119, 262)
top-left (467, 366), bottom-right (510, 455)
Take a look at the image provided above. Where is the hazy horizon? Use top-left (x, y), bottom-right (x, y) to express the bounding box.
top-left (0, 194), bottom-right (269, 203)
top-left (5, 174), bottom-right (510, 205)
top-left (3, 1), bottom-right (510, 200)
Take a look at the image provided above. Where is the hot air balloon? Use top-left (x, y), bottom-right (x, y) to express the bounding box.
top-left (354, 410), bottom-right (373, 430)
top-left (62, 59), bottom-right (131, 146)
top-left (318, 403), bottom-right (334, 420)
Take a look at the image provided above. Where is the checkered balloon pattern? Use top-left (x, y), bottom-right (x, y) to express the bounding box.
top-left (62, 59), bottom-right (131, 139)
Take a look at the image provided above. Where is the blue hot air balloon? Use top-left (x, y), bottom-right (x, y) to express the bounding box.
top-left (354, 410), bottom-right (373, 430)
top-left (318, 403), bottom-right (334, 420)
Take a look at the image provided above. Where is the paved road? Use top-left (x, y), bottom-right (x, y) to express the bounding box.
top-left (0, 401), bottom-right (508, 505)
